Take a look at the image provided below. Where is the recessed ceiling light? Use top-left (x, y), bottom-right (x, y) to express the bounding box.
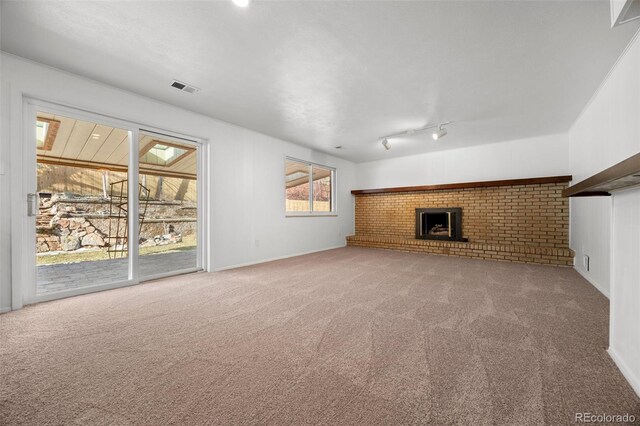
top-left (91, 134), bottom-right (101, 139)
top-left (232, 0), bottom-right (250, 7)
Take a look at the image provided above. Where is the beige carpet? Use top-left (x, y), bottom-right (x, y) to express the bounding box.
top-left (1, 247), bottom-right (639, 425)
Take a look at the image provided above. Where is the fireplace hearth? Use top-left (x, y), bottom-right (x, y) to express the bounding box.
top-left (415, 208), bottom-right (467, 241)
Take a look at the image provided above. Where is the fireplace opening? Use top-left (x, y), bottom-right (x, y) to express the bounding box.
top-left (415, 208), bottom-right (467, 241)
top-left (425, 212), bottom-right (450, 236)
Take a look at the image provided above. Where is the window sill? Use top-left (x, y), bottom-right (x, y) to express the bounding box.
top-left (286, 212), bottom-right (338, 217)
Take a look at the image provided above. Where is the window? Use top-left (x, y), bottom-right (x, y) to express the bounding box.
top-left (36, 121), bottom-right (48, 149)
top-left (285, 157), bottom-right (335, 214)
top-left (36, 117), bottom-right (60, 151)
top-left (140, 140), bottom-right (194, 167)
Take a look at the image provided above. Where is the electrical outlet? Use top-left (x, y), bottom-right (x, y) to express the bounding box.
top-left (584, 254), bottom-right (590, 271)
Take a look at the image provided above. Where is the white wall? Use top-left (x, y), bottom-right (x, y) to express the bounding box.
top-left (0, 53), bottom-right (9, 313)
top-left (355, 133), bottom-right (570, 190)
top-left (610, 188), bottom-right (640, 397)
top-left (569, 29), bottom-right (640, 298)
top-left (568, 29), bottom-right (640, 396)
top-left (0, 53), bottom-right (355, 312)
top-left (569, 196), bottom-right (612, 297)
top-left (569, 29), bottom-right (640, 295)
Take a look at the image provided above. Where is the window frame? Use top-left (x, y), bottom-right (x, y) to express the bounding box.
top-left (285, 156), bottom-right (337, 217)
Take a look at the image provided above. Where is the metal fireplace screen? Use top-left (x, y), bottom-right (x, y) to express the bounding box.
top-left (415, 207), bottom-right (466, 241)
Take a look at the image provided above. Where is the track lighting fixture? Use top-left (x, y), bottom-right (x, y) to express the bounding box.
top-left (379, 121), bottom-right (451, 150)
top-left (432, 125), bottom-right (447, 140)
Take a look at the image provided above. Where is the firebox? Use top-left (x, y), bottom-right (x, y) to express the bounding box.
top-left (415, 208), bottom-right (467, 241)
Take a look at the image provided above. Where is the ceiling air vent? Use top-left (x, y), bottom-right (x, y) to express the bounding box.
top-left (170, 80), bottom-right (200, 94)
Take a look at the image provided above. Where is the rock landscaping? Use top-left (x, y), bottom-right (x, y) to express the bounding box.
top-left (36, 193), bottom-right (196, 254)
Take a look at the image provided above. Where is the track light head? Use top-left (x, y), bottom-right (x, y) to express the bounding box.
top-left (432, 125), bottom-right (447, 140)
top-left (381, 138), bottom-right (391, 150)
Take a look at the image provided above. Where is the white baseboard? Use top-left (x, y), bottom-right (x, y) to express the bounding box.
top-left (608, 346), bottom-right (640, 398)
top-left (213, 244), bottom-right (346, 272)
top-left (574, 266), bottom-right (610, 299)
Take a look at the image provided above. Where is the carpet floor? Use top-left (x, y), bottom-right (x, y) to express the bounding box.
top-left (1, 247), bottom-right (639, 425)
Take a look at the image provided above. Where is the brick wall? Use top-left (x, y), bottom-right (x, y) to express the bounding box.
top-left (349, 182), bottom-right (573, 266)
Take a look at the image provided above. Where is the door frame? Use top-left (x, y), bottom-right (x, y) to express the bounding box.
top-left (15, 98), bottom-right (208, 306)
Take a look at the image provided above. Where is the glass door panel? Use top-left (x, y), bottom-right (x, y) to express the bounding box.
top-left (137, 133), bottom-right (199, 279)
top-left (285, 158), bottom-right (311, 212)
top-left (312, 165), bottom-right (332, 212)
top-left (35, 111), bottom-right (131, 295)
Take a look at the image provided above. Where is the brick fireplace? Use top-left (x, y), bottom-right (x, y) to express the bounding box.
top-left (347, 176), bottom-right (574, 266)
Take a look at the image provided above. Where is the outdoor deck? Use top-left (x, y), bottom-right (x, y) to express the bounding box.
top-left (37, 249), bottom-right (198, 294)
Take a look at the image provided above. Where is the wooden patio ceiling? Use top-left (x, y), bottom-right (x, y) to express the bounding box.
top-left (36, 113), bottom-right (197, 180)
top-left (285, 160), bottom-right (331, 189)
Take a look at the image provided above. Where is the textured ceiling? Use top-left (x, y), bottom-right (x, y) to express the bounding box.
top-left (2, 1), bottom-right (639, 162)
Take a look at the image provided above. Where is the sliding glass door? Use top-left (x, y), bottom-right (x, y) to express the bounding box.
top-left (26, 102), bottom-right (203, 303)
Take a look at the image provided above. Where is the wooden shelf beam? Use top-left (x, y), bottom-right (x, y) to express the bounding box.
top-left (351, 175), bottom-right (572, 195)
top-left (562, 152), bottom-right (640, 197)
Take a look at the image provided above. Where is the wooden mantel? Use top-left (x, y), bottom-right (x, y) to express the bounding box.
top-left (562, 152), bottom-right (640, 197)
top-left (351, 175), bottom-right (573, 195)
